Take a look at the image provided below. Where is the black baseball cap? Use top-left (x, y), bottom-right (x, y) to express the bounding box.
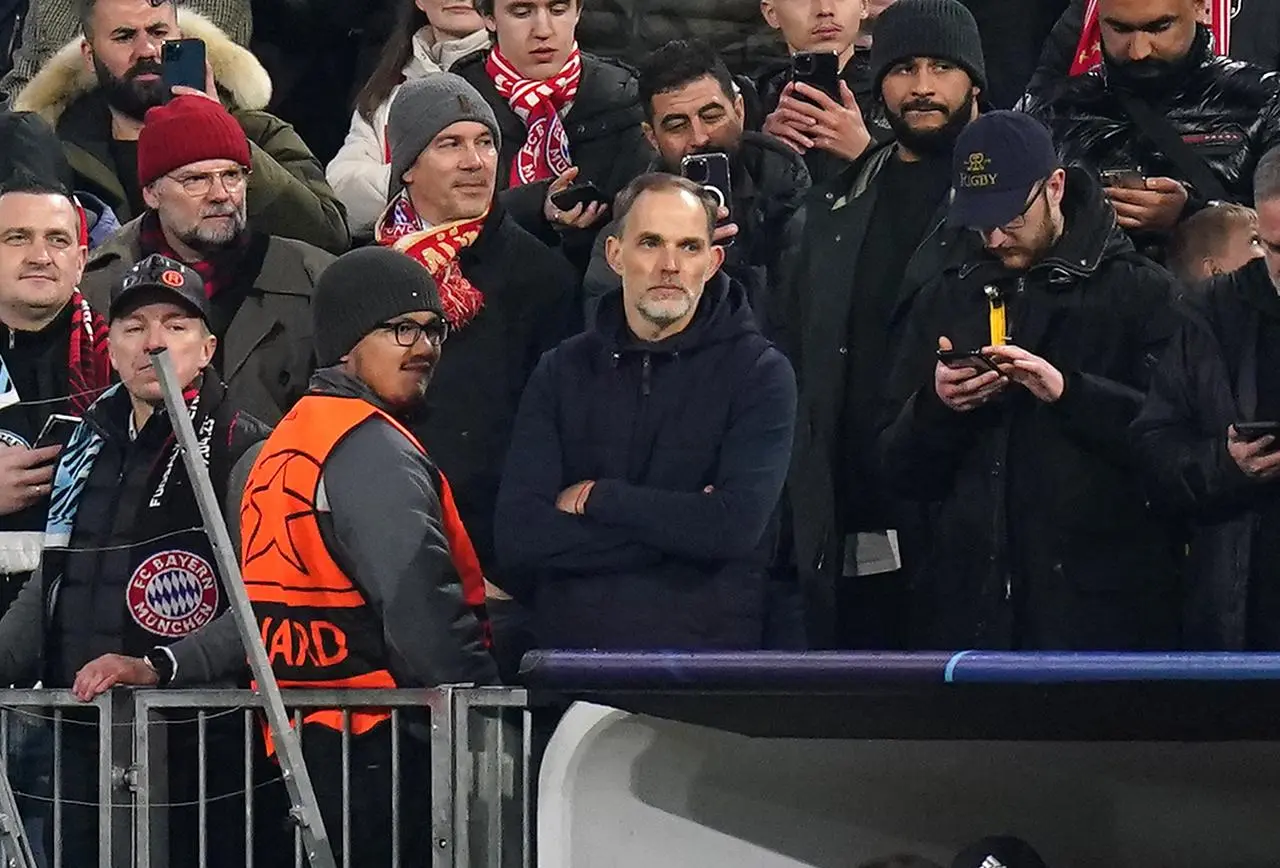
top-left (950, 836), bottom-right (1048, 868)
top-left (948, 111), bottom-right (1060, 231)
top-left (109, 254), bottom-right (209, 323)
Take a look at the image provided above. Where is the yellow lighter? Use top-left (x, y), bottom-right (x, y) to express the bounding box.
top-left (985, 285), bottom-right (1007, 346)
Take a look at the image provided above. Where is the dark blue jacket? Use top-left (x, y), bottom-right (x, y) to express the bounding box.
top-left (495, 273), bottom-right (797, 650)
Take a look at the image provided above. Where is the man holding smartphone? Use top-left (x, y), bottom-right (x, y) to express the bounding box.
top-left (759, 0), bottom-right (891, 182)
top-left (877, 110), bottom-right (1182, 651)
top-left (1135, 149), bottom-right (1280, 651)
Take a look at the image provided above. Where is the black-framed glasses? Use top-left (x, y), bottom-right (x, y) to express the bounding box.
top-left (378, 319), bottom-right (450, 349)
top-left (974, 178), bottom-right (1049, 238)
top-left (166, 166), bottom-right (252, 197)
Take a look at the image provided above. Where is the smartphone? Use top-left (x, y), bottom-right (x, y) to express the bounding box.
top-left (937, 348), bottom-right (1000, 375)
top-left (162, 38), bottom-right (207, 96)
top-left (34, 414), bottom-right (80, 450)
top-left (550, 181), bottom-right (608, 214)
top-left (1099, 168), bottom-right (1146, 190)
top-left (1234, 421), bottom-right (1280, 442)
top-left (680, 152), bottom-right (734, 246)
top-left (791, 51), bottom-right (841, 102)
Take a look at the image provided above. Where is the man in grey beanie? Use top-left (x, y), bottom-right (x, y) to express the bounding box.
top-left (378, 71), bottom-right (580, 680)
top-left (782, 0), bottom-right (986, 648)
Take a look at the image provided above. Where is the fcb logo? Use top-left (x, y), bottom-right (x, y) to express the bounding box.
top-left (160, 269), bottom-right (185, 288)
top-left (127, 550), bottom-right (219, 637)
top-left (0, 429), bottom-right (29, 449)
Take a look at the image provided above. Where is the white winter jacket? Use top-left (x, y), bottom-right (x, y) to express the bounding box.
top-left (326, 28), bottom-right (492, 235)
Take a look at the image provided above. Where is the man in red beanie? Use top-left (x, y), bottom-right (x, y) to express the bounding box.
top-left (10, 0), bottom-right (348, 253)
top-left (77, 94), bottom-right (334, 425)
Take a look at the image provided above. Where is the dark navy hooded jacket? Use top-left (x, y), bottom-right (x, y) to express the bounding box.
top-left (495, 272), bottom-right (796, 650)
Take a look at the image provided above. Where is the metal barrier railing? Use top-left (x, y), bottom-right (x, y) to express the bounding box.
top-left (0, 685), bottom-right (530, 868)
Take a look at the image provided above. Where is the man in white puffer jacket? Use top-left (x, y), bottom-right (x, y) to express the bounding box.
top-left (327, 0), bottom-right (490, 237)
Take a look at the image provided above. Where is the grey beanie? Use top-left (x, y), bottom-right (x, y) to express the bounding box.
top-left (870, 0), bottom-right (987, 99)
top-left (386, 73), bottom-right (502, 200)
top-left (313, 247), bottom-right (445, 367)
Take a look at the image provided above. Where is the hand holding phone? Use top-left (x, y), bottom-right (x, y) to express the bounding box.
top-left (1228, 423), bottom-right (1280, 479)
top-left (34, 414), bottom-right (80, 450)
top-left (680, 152), bottom-right (734, 246)
top-left (791, 51), bottom-right (841, 103)
top-left (550, 181), bottom-right (608, 214)
top-left (1099, 169), bottom-right (1146, 190)
top-left (934, 338), bottom-right (1007, 413)
top-left (937, 348), bottom-right (1000, 375)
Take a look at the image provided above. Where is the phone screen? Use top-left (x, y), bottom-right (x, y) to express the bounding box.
top-left (34, 414), bottom-right (80, 450)
top-left (938, 350), bottom-right (999, 375)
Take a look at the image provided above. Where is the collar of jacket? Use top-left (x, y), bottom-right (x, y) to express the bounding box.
top-left (83, 368), bottom-right (226, 445)
top-left (591, 271), bottom-right (760, 357)
top-left (307, 366), bottom-right (410, 420)
top-left (826, 140), bottom-right (898, 208)
top-left (958, 166), bottom-right (1134, 285)
top-left (11, 9), bottom-right (271, 125)
top-left (456, 198), bottom-right (511, 268)
top-left (408, 27), bottom-right (492, 76)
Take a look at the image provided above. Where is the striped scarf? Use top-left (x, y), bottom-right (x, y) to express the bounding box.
top-left (485, 43), bottom-right (582, 185)
top-left (1071, 0), bottom-right (1234, 75)
top-left (0, 291), bottom-right (110, 415)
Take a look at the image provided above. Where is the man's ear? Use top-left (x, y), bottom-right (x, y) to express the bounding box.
top-left (705, 242), bottom-right (726, 279)
top-left (80, 38), bottom-right (94, 75)
top-left (641, 121), bottom-right (658, 154)
top-left (605, 234), bottom-right (625, 277)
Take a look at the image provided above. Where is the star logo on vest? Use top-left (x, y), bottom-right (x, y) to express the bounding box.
top-left (128, 550), bottom-right (219, 637)
top-left (241, 450), bottom-right (322, 574)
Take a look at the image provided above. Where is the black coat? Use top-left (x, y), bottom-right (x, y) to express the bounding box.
top-left (406, 204), bottom-right (579, 578)
top-left (959, 0), bottom-right (1069, 108)
top-left (495, 274), bottom-right (797, 650)
top-left (1022, 27), bottom-right (1280, 207)
top-left (1133, 258), bottom-right (1280, 649)
top-left (1028, 0), bottom-right (1280, 100)
top-left (575, 0), bottom-right (786, 80)
top-left (876, 169), bottom-right (1182, 650)
top-left (785, 143), bottom-right (963, 646)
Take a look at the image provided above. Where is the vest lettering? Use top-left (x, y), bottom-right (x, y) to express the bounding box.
top-left (267, 617), bottom-right (294, 666)
top-left (311, 620), bottom-right (349, 667)
top-left (261, 616), bottom-right (351, 669)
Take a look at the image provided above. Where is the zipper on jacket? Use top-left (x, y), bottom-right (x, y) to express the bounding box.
top-left (641, 353), bottom-right (652, 397)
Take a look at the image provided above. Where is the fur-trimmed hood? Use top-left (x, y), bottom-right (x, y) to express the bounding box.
top-left (12, 10), bottom-right (271, 124)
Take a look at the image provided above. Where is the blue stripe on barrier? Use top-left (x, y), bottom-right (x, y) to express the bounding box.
top-left (946, 652), bottom-right (1280, 682)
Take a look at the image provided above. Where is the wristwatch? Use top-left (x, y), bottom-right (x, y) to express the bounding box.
top-left (143, 647), bottom-right (176, 687)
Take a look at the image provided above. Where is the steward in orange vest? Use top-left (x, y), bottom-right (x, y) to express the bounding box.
top-left (243, 247), bottom-right (498, 867)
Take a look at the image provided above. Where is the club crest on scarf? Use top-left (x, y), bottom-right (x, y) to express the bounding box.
top-left (375, 192), bottom-right (487, 330)
top-left (486, 44), bottom-right (582, 185)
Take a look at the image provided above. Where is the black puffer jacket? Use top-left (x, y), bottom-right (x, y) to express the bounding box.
top-left (576, 0), bottom-right (786, 79)
top-left (1133, 259), bottom-right (1280, 650)
top-left (876, 169), bottom-right (1182, 650)
top-left (1022, 27), bottom-right (1280, 207)
top-left (1027, 0), bottom-right (1280, 100)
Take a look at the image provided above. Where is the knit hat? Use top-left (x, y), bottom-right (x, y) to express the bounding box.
top-left (386, 73), bottom-right (502, 200)
top-left (313, 247), bottom-right (445, 366)
top-left (950, 836), bottom-right (1048, 868)
top-left (870, 0), bottom-right (987, 98)
top-left (136, 95), bottom-right (252, 188)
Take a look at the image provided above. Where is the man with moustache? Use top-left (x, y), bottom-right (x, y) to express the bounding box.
top-left (496, 173), bottom-right (797, 650)
top-left (77, 94), bottom-right (331, 425)
top-left (11, 0), bottom-right (348, 252)
top-left (784, 0), bottom-right (986, 649)
top-left (1021, 0), bottom-right (1280, 246)
top-left (877, 111), bottom-right (1181, 651)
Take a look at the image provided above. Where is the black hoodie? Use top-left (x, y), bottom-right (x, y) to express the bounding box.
top-left (877, 168), bottom-right (1182, 650)
top-left (495, 273), bottom-right (796, 650)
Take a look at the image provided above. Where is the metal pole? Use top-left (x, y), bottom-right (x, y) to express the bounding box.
top-left (151, 350), bottom-right (338, 868)
top-left (0, 755), bottom-right (36, 868)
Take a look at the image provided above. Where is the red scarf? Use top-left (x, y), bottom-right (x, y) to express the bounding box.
top-left (374, 192), bottom-right (487, 330)
top-left (139, 212), bottom-right (248, 300)
top-left (66, 289), bottom-right (110, 415)
top-left (1071, 0), bottom-right (1232, 75)
top-left (484, 43), bottom-right (582, 185)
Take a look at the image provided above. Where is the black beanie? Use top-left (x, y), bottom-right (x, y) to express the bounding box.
top-left (870, 0), bottom-right (987, 99)
top-left (313, 247), bottom-right (445, 367)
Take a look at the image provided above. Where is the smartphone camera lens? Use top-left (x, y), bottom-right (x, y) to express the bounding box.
top-left (794, 55), bottom-right (814, 75)
top-left (684, 161), bottom-right (708, 183)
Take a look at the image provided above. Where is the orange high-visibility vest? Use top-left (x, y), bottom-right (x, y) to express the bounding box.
top-left (240, 394), bottom-right (489, 737)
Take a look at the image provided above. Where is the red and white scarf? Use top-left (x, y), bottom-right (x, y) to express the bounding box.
top-left (374, 192), bottom-right (487, 330)
top-left (485, 43), bottom-right (582, 186)
top-left (1071, 0), bottom-right (1234, 76)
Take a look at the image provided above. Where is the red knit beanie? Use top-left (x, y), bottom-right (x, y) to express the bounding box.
top-left (136, 96), bottom-right (252, 187)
